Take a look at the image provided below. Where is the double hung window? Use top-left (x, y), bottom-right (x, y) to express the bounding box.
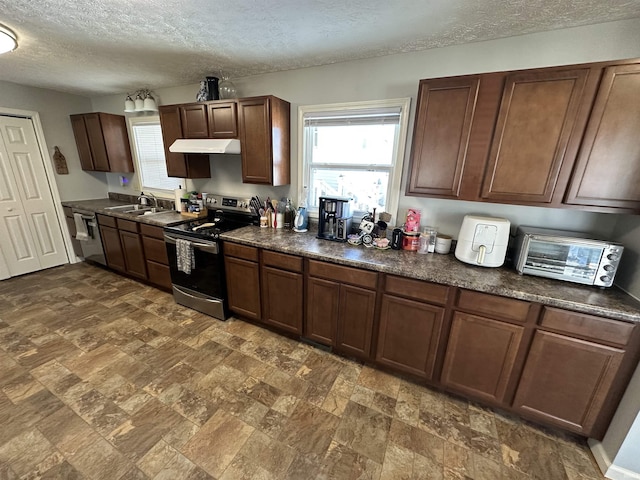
top-left (129, 116), bottom-right (181, 193)
top-left (299, 98), bottom-right (411, 221)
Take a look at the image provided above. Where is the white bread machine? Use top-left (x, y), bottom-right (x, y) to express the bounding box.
top-left (455, 215), bottom-right (511, 267)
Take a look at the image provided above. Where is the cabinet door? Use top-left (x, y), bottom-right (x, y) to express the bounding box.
top-left (238, 97), bottom-right (272, 184)
top-left (261, 266), bottom-right (303, 335)
top-left (305, 276), bottom-right (339, 346)
top-left (565, 63), bottom-right (640, 210)
top-left (99, 113), bottom-right (134, 173)
top-left (481, 68), bottom-right (591, 204)
top-left (441, 312), bottom-right (524, 404)
top-left (147, 261), bottom-right (172, 290)
top-left (376, 294), bottom-right (444, 380)
top-left (225, 256), bottom-right (261, 321)
top-left (120, 231), bottom-right (147, 280)
top-left (513, 330), bottom-right (624, 436)
top-left (208, 102), bottom-right (238, 138)
top-left (159, 105), bottom-right (188, 178)
top-left (70, 115), bottom-right (95, 170)
top-left (180, 104), bottom-right (209, 138)
top-left (336, 284), bottom-right (376, 359)
top-left (99, 225), bottom-right (125, 272)
top-left (83, 113), bottom-right (111, 171)
top-left (159, 105), bottom-right (211, 179)
top-left (406, 76), bottom-right (480, 198)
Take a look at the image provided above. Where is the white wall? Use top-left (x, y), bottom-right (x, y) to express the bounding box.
top-left (0, 80), bottom-right (108, 201)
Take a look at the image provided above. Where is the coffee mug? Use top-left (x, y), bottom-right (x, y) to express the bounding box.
top-left (435, 234), bottom-right (452, 254)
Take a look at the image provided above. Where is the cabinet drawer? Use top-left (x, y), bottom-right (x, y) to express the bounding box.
top-left (457, 290), bottom-right (531, 323)
top-left (116, 218), bottom-right (139, 233)
top-left (539, 307), bottom-right (634, 346)
top-left (96, 213), bottom-right (117, 228)
top-left (140, 223), bottom-right (165, 239)
top-left (224, 242), bottom-right (259, 261)
top-left (142, 236), bottom-right (169, 265)
top-left (385, 275), bottom-right (450, 305)
top-left (308, 259), bottom-right (377, 289)
top-left (262, 250), bottom-right (303, 273)
top-left (147, 261), bottom-right (172, 290)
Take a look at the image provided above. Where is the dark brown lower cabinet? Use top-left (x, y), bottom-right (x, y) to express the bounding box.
top-left (97, 214), bottom-right (149, 281)
top-left (306, 276), bottom-right (339, 345)
top-left (119, 230), bottom-right (147, 280)
top-left (116, 219), bottom-right (147, 281)
top-left (513, 330), bottom-right (624, 436)
top-left (305, 260), bottom-right (377, 360)
top-left (140, 224), bottom-right (171, 290)
top-left (224, 245), bottom-right (261, 321)
top-left (99, 224), bottom-right (125, 272)
top-left (376, 294), bottom-right (444, 380)
top-left (261, 251), bottom-right (304, 335)
top-left (337, 285), bottom-right (376, 358)
top-left (441, 312), bottom-right (524, 403)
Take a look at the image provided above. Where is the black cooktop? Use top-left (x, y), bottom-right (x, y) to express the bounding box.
top-left (165, 211), bottom-right (255, 240)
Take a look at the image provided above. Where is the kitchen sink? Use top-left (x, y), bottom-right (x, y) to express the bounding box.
top-left (105, 204), bottom-right (141, 212)
top-left (105, 204), bottom-right (170, 215)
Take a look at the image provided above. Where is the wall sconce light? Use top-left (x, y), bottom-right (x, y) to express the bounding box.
top-left (0, 24), bottom-right (18, 54)
top-left (124, 89), bottom-right (158, 113)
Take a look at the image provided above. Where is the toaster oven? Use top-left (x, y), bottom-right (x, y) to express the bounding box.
top-left (513, 226), bottom-right (623, 287)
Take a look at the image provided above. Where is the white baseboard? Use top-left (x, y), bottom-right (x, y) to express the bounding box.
top-left (589, 439), bottom-right (640, 480)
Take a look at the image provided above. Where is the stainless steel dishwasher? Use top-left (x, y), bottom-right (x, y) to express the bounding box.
top-left (72, 209), bottom-right (107, 266)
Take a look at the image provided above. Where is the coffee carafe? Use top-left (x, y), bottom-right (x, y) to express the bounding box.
top-left (317, 196), bottom-right (352, 242)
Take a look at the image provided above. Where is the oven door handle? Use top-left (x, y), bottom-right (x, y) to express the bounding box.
top-left (164, 234), bottom-right (219, 254)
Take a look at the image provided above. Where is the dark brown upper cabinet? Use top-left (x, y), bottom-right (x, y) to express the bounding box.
top-left (406, 58), bottom-right (640, 213)
top-left (481, 68), bottom-right (592, 205)
top-left (238, 96), bottom-right (291, 186)
top-left (158, 105), bottom-right (210, 179)
top-left (70, 112), bottom-right (134, 173)
top-left (159, 96), bottom-right (289, 185)
top-left (565, 63), bottom-right (640, 211)
top-left (208, 102), bottom-right (238, 139)
top-left (406, 76), bottom-right (480, 198)
top-left (180, 104), bottom-right (209, 138)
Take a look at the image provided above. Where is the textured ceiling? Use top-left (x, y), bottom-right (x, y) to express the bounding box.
top-left (0, 0), bottom-right (639, 97)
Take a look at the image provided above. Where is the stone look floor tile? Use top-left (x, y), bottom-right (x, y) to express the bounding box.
top-left (182, 408), bottom-right (254, 478)
top-left (0, 263), bottom-right (605, 480)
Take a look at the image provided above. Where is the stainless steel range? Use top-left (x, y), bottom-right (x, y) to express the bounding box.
top-left (163, 194), bottom-right (255, 320)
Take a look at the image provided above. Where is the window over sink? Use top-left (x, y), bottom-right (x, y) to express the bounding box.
top-left (129, 116), bottom-right (181, 193)
top-left (298, 98), bottom-right (411, 223)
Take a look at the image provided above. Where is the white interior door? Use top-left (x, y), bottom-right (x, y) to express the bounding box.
top-left (0, 116), bottom-right (68, 277)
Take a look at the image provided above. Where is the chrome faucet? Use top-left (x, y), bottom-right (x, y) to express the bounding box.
top-left (137, 192), bottom-right (159, 210)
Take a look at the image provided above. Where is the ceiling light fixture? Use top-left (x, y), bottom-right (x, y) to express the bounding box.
top-left (124, 89), bottom-right (158, 113)
top-left (0, 24), bottom-right (18, 54)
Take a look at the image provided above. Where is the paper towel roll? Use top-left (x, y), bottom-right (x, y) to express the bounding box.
top-left (174, 186), bottom-right (186, 212)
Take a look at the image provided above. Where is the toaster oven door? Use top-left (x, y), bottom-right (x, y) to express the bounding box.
top-left (520, 238), bottom-right (604, 285)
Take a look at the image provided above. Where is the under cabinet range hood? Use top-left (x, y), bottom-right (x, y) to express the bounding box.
top-left (169, 139), bottom-right (241, 154)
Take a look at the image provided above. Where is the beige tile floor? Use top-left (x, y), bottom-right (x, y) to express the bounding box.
top-left (0, 263), bottom-right (605, 479)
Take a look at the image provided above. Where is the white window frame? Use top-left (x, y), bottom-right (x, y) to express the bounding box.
top-left (128, 115), bottom-right (180, 197)
top-left (297, 98), bottom-right (411, 223)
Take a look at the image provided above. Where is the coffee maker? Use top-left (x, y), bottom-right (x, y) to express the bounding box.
top-left (317, 196), bottom-right (352, 241)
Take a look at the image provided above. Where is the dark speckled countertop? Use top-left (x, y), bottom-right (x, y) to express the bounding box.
top-left (220, 226), bottom-right (640, 323)
top-left (61, 198), bottom-right (189, 227)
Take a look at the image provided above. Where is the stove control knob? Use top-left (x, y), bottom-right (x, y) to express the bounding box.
top-left (603, 265), bottom-right (615, 272)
